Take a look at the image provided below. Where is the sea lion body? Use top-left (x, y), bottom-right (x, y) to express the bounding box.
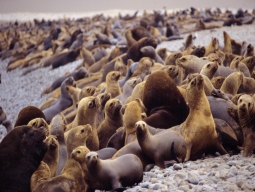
top-left (85, 152), bottom-right (143, 190)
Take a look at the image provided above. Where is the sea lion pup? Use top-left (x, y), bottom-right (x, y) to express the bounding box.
top-left (80, 47), bottom-right (95, 69)
top-left (98, 98), bottom-right (123, 149)
top-left (140, 46), bottom-right (164, 64)
top-left (244, 44), bottom-right (254, 58)
top-left (41, 67), bottom-right (88, 95)
top-left (143, 71), bottom-right (189, 128)
top-left (72, 96), bottom-right (100, 151)
top-left (240, 77), bottom-right (255, 94)
top-left (95, 32), bottom-right (111, 45)
top-left (223, 31), bottom-right (232, 53)
top-left (33, 158), bottom-right (86, 192)
top-left (130, 57), bottom-right (154, 79)
top-left (14, 106), bottom-right (46, 127)
top-left (27, 118), bottom-right (49, 136)
top-left (0, 106), bottom-right (6, 124)
top-left (49, 114), bottom-right (68, 176)
top-left (208, 53), bottom-right (223, 66)
top-left (190, 46), bottom-right (206, 58)
top-left (116, 76), bottom-right (142, 104)
top-left (43, 77), bottom-right (76, 122)
top-left (220, 72), bottom-right (243, 95)
top-left (165, 51), bottom-right (182, 65)
top-left (211, 76), bottom-right (225, 89)
top-left (0, 126), bottom-right (48, 192)
top-left (88, 56), bottom-right (108, 73)
top-left (204, 37), bottom-right (219, 56)
top-left (104, 71), bottom-right (121, 98)
top-left (157, 47), bottom-right (170, 61)
top-left (229, 55), bottom-right (244, 70)
top-left (85, 152), bottom-right (143, 191)
top-left (136, 121), bottom-right (187, 169)
top-left (114, 57), bottom-right (128, 77)
top-left (231, 39), bottom-right (242, 56)
top-left (237, 95), bottom-right (255, 157)
top-left (95, 92), bottom-right (111, 129)
top-left (123, 99), bottom-right (146, 145)
top-left (200, 61), bottom-right (218, 79)
top-left (180, 75), bottom-right (227, 161)
top-left (125, 81), bottom-right (146, 104)
top-left (65, 124), bottom-right (92, 157)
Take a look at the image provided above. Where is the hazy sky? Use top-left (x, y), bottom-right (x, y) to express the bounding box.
top-left (0, 0), bottom-right (254, 13)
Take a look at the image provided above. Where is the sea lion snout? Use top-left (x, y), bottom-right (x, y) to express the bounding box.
top-left (135, 120), bottom-right (146, 130)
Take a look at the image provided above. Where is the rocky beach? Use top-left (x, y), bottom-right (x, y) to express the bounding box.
top-left (0, 8), bottom-right (255, 192)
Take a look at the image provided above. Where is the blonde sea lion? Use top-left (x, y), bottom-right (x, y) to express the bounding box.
top-left (104, 71), bottom-right (122, 98)
top-left (180, 75), bottom-right (227, 161)
top-left (125, 81), bottom-right (146, 104)
top-left (72, 96), bottom-right (100, 151)
top-left (204, 37), bottom-right (219, 56)
top-left (220, 72), bottom-right (243, 95)
top-left (200, 61), bottom-right (218, 79)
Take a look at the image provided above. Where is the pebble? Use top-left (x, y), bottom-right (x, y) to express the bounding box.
top-left (173, 164), bottom-right (182, 170)
top-left (188, 172), bottom-right (200, 185)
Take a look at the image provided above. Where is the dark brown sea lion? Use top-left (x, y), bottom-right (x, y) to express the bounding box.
top-left (0, 126), bottom-right (47, 192)
top-left (14, 106), bottom-right (46, 127)
top-left (143, 71), bottom-right (189, 128)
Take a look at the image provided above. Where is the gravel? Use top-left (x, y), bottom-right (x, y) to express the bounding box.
top-left (0, 13), bottom-right (255, 191)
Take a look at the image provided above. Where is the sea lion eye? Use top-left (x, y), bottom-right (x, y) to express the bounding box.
top-left (81, 129), bottom-right (85, 133)
top-left (191, 81), bottom-right (195, 86)
top-left (101, 95), bottom-right (104, 99)
top-left (77, 151), bottom-right (81, 154)
top-left (248, 103), bottom-right (251, 107)
top-left (207, 64), bottom-right (211, 68)
top-left (181, 58), bottom-right (186, 62)
top-left (32, 122), bottom-right (37, 127)
top-left (89, 101), bottom-right (94, 108)
top-left (240, 99), bottom-right (242, 103)
top-left (87, 88), bottom-right (91, 92)
top-left (134, 80), bottom-right (137, 84)
top-left (110, 103), bottom-right (113, 107)
top-left (169, 67), bottom-right (173, 71)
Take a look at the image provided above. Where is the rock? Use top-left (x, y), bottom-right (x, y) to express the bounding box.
top-left (178, 185), bottom-right (190, 192)
top-left (157, 174), bottom-right (164, 179)
top-left (227, 160), bottom-right (238, 166)
top-left (173, 164), bottom-right (182, 170)
top-left (150, 178), bottom-right (158, 183)
top-left (188, 172), bottom-right (200, 185)
top-left (140, 182), bottom-right (150, 188)
top-left (174, 172), bottom-right (187, 180)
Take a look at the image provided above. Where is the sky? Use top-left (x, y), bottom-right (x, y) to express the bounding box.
top-left (0, 0), bottom-right (254, 13)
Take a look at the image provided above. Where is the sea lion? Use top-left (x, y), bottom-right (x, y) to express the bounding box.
top-left (116, 76), bottom-right (142, 104)
top-left (33, 158), bottom-right (86, 192)
top-left (204, 37), bottom-right (219, 56)
top-left (180, 75), bottom-right (227, 161)
top-left (223, 31), bottom-right (232, 53)
top-left (123, 99), bottom-right (146, 144)
top-left (136, 121), bottom-right (187, 169)
top-left (72, 96), bottom-right (100, 151)
top-left (80, 47), bottom-right (95, 68)
top-left (125, 81), bottom-right (146, 104)
top-left (231, 39), bottom-right (242, 55)
top-left (237, 94), bottom-right (255, 157)
top-left (65, 124), bottom-right (92, 157)
top-left (114, 57), bottom-right (128, 77)
top-left (244, 44), bottom-right (254, 58)
top-left (79, 85), bottom-right (96, 100)
top-left (30, 161), bottom-right (51, 191)
top-left (49, 114), bottom-right (68, 175)
top-left (143, 71), bottom-right (189, 128)
top-left (88, 56), bottom-right (108, 73)
top-left (190, 46), bottom-right (206, 58)
top-left (240, 77), bottom-right (255, 94)
top-left (52, 48), bottom-right (81, 69)
top-left (92, 47), bottom-right (107, 62)
top-left (95, 32), bottom-right (111, 45)
top-left (220, 72), bottom-right (243, 95)
top-left (200, 61), bottom-right (218, 79)
top-left (156, 47), bottom-right (170, 61)
top-left (95, 92), bottom-right (112, 129)
top-left (27, 118), bottom-right (49, 136)
top-left (130, 57), bottom-right (154, 80)
top-left (211, 76), bottom-right (225, 89)
top-left (104, 71), bottom-right (122, 98)
top-left (43, 77), bottom-right (76, 122)
top-left (208, 52), bottom-right (223, 66)
top-left (229, 55), bottom-right (243, 70)
top-left (14, 106), bottom-right (46, 127)
top-left (98, 98), bottom-right (123, 149)
top-left (85, 152), bottom-right (143, 191)
top-left (241, 56), bottom-right (255, 75)
top-left (140, 46), bottom-right (164, 64)
top-left (165, 51), bottom-right (182, 65)
top-left (0, 126), bottom-right (47, 192)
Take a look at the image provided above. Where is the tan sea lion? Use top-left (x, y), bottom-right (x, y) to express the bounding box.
top-left (85, 152), bottom-right (143, 191)
top-left (33, 158), bottom-right (86, 192)
top-left (223, 31), bottom-right (232, 53)
top-left (65, 124), bottom-right (92, 157)
top-left (240, 77), bottom-right (255, 94)
top-left (79, 85), bottom-right (96, 100)
top-left (165, 51), bottom-right (182, 65)
top-left (204, 37), bottom-right (219, 56)
top-left (211, 76), bottom-right (226, 89)
top-left (72, 96), bottom-right (100, 151)
top-left (241, 56), bottom-right (255, 75)
top-left (104, 71), bottom-right (122, 98)
top-left (98, 98), bottom-right (123, 149)
top-left (136, 121), bottom-right (187, 169)
top-left (220, 72), bottom-right (243, 95)
top-left (27, 118), bottom-right (49, 137)
top-left (237, 95), bottom-right (255, 157)
top-left (88, 56), bottom-right (108, 73)
top-left (200, 61), bottom-right (218, 79)
top-left (180, 75), bottom-right (227, 161)
top-left (123, 99), bottom-right (146, 144)
top-left (125, 81), bottom-right (146, 104)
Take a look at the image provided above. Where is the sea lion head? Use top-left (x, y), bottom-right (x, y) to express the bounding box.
top-left (186, 75), bottom-right (204, 106)
top-left (27, 118), bottom-right (49, 136)
top-left (165, 65), bottom-right (179, 79)
top-left (211, 76), bottom-right (225, 89)
top-left (76, 67), bottom-right (89, 79)
top-left (65, 76), bottom-right (76, 88)
top-left (85, 151), bottom-right (99, 166)
top-left (44, 135), bottom-right (59, 150)
top-left (71, 146), bottom-right (90, 163)
top-left (80, 86), bottom-right (96, 99)
top-left (135, 120), bottom-right (147, 139)
top-left (165, 51), bottom-right (182, 65)
top-left (78, 96), bottom-right (100, 114)
top-left (105, 98), bottom-right (122, 118)
top-left (128, 76), bottom-right (142, 88)
top-left (237, 94), bottom-right (254, 115)
top-left (74, 124), bottom-right (92, 140)
top-left (106, 71), bottom-right (121, 82)
top-left (97, 92), bottom-right (111, 109)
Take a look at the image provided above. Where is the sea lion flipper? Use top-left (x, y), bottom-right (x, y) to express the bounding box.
top-left (184, 141), bottom-right (192, 162)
